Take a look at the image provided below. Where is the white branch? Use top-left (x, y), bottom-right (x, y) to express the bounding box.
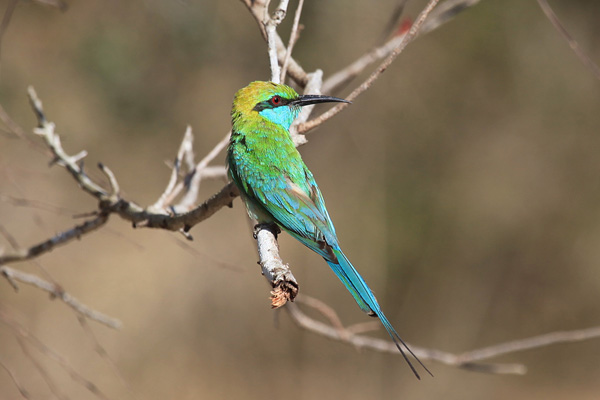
top-left (255, 225), bottom-right (298, 308)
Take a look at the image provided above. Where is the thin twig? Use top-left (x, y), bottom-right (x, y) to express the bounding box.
top-left (280, 0), bottom-right (304, 83)
top-left (26, 87), bottom-right (238, 233)
top-left (0, 309), bottom-right (112, 400)
top-left (289, 70), bottom-right (324, 146)
top-left (17, 337), bottom-right (68, 400)
top-left (322, 32), bottom-right (409, 94)
top-left (0, 266), bottom-right (122, 329)
top-left (241, 0), bottom-right (309, 86)
top-left (175, 131), bottom-right (231, 212)
top-left (298, 0), bottom-right (441, 134)
top-left (296, 295), bottom-right (349, 339)
top-left (0, 194), bottom-right (77, 215)
top-left (28, 86), bottom-right (108, 199)
top-left (377, 0), bottom-right (409, 45)
top-left (420, 0), bottom-right (481, 35)
top-left (0, 356), bottom-right (30, 399)
top-left (152, 126), bottom-right (194, 211)
top-left (537, 0), bottom-right (600, 80)
top-left (0, 0), bottom-right (18, 80)
top-left (77, 316), bottom-right (138, 400)
top-left (0, 214), bottom-right (109, 265)
top-left (323, 0), bottom-right (480, 95)
top-left (264, 0), bottom-right (290, 83)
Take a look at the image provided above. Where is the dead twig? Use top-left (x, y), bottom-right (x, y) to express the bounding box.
top-left (286, 301), bottom-right (600, 375)
top-left (0, 309), bottom-right (111, 400)
top-left (0, 356), bottom-right (30, 399)
top-left (0, 214), bottom-right (110, 265)
top-left (0, 266), bottom-right (121, 329)
top-left (298, 0), bottom-right (442, 134)
top-left (536, 0), bottom-right (600, 80)
top-left (280, 0), bottom-right (304, 83)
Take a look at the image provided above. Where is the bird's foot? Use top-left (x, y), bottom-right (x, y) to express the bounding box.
top-left (253, 222), bottom-right (280, 239)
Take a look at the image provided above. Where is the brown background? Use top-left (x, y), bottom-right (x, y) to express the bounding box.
top-left (1, 1), bottom-right (600, 399)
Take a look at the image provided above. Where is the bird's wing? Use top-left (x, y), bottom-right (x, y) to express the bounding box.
top-left (237, 164), bottom-right (340, 261)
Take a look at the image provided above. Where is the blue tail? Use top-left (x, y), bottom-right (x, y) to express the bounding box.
top-left (326, 248), bottom-right (432, 379)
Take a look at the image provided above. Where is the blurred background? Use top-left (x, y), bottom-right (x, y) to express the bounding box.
top-left (1, 0), bottom-right (600, 398)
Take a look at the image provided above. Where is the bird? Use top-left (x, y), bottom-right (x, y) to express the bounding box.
top-left (227, 81), bottom-right (431, 379)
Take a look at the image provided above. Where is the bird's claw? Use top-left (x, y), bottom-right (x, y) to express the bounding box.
top-left (253, 222), bottom-right (280, 239)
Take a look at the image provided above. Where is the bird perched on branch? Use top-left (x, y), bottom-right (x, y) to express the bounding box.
top-left (227, 81), bottom-right (430, 379)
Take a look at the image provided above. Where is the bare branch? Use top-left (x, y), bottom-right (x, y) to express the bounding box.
top-left (289, 70), bottom-right (324, 146)
top-left (28, 86), bottom-right (108, 199)
top-left (322, 32), bottom-right (409, 95)
top-left (376, 0), bottom-right (408, 45)
top-left (98, 163), bottom-right (120, 197)
top-left (296, 295), bottom-right (349, 339)
top-left (280, 0), bottom-right (304, 83)
top-left (0, 309), bottom-right (112, 400)
top-left (286, 300), bottom-right (600, 374)
top-left (17, 337), bottom-right (68, 400)
top-left (174, 131), bottom-right (230, 212)
top-left (420, 0), bottom-right (481, 35)
top-left (298, 0), bottom-right (441, 134)
top-left (0, 356), bottom-right (30, 399)
top-left (255, 224), bottom-right (298, 308)
top-left (537, 0), bottom-right (600, 80)
top-left (0, 214), bottom-right (109, 265)
top-left (264, 0), bottom-right (290, 83)
top-left (25, 87), bottom-right (239, 234)
top-left (152, 126), bottom-right (194, 210)
top-left (323, 0), bottom-right (480, 95)
top-left (0, 266), bottom-right (122, 329)
top-left (77, 316), bottom-right (139, 400)
top-left (241, 0), bottom-right (309, 86)
top-left (0, 194), bottom-right (75, 215)
top-left (0, 0), bottom-right (18, 80)
top-left (457, 326), bottom-right (600, 361)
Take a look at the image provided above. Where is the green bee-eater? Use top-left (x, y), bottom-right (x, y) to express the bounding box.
top-left (227, 81), bottom-right (430, 378)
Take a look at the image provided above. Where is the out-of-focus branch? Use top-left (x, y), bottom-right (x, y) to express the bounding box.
top-left (0, 309), bottom-right (111, 399)
top-left (32, 0), bottom-right (68, 11)
top-left (0, 357), bottom-right (29, 399)
top-left (322, 31), bottom-right (409, 95)
top-left (0, 0), bottom-right (18, 81)
top-left (536, 0), bottom-right (600, 80)
top-left (420, 0), bottom-right (481, 35)
top-left (322, 0), bottom-right (481, 95)
top-left (0, 214), bottom-right (109, 265)
top-left (16, 338), bottom-right (66, 400)
top-left (286, 299), bottom-right (600, 375)
top-left (298, 0), bottom-right (441, 134)
top-left (0, 265), bottom-right (121, 329)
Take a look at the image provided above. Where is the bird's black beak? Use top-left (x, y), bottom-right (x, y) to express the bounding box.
top-left (289, 94), bottom-right (350, 107)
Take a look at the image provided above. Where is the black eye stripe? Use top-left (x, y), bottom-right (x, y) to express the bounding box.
top-left (253, 96), bottom-right (292, 111)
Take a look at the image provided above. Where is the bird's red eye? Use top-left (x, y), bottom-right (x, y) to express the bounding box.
top-left (270, 95), bottom-right (282, 106)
